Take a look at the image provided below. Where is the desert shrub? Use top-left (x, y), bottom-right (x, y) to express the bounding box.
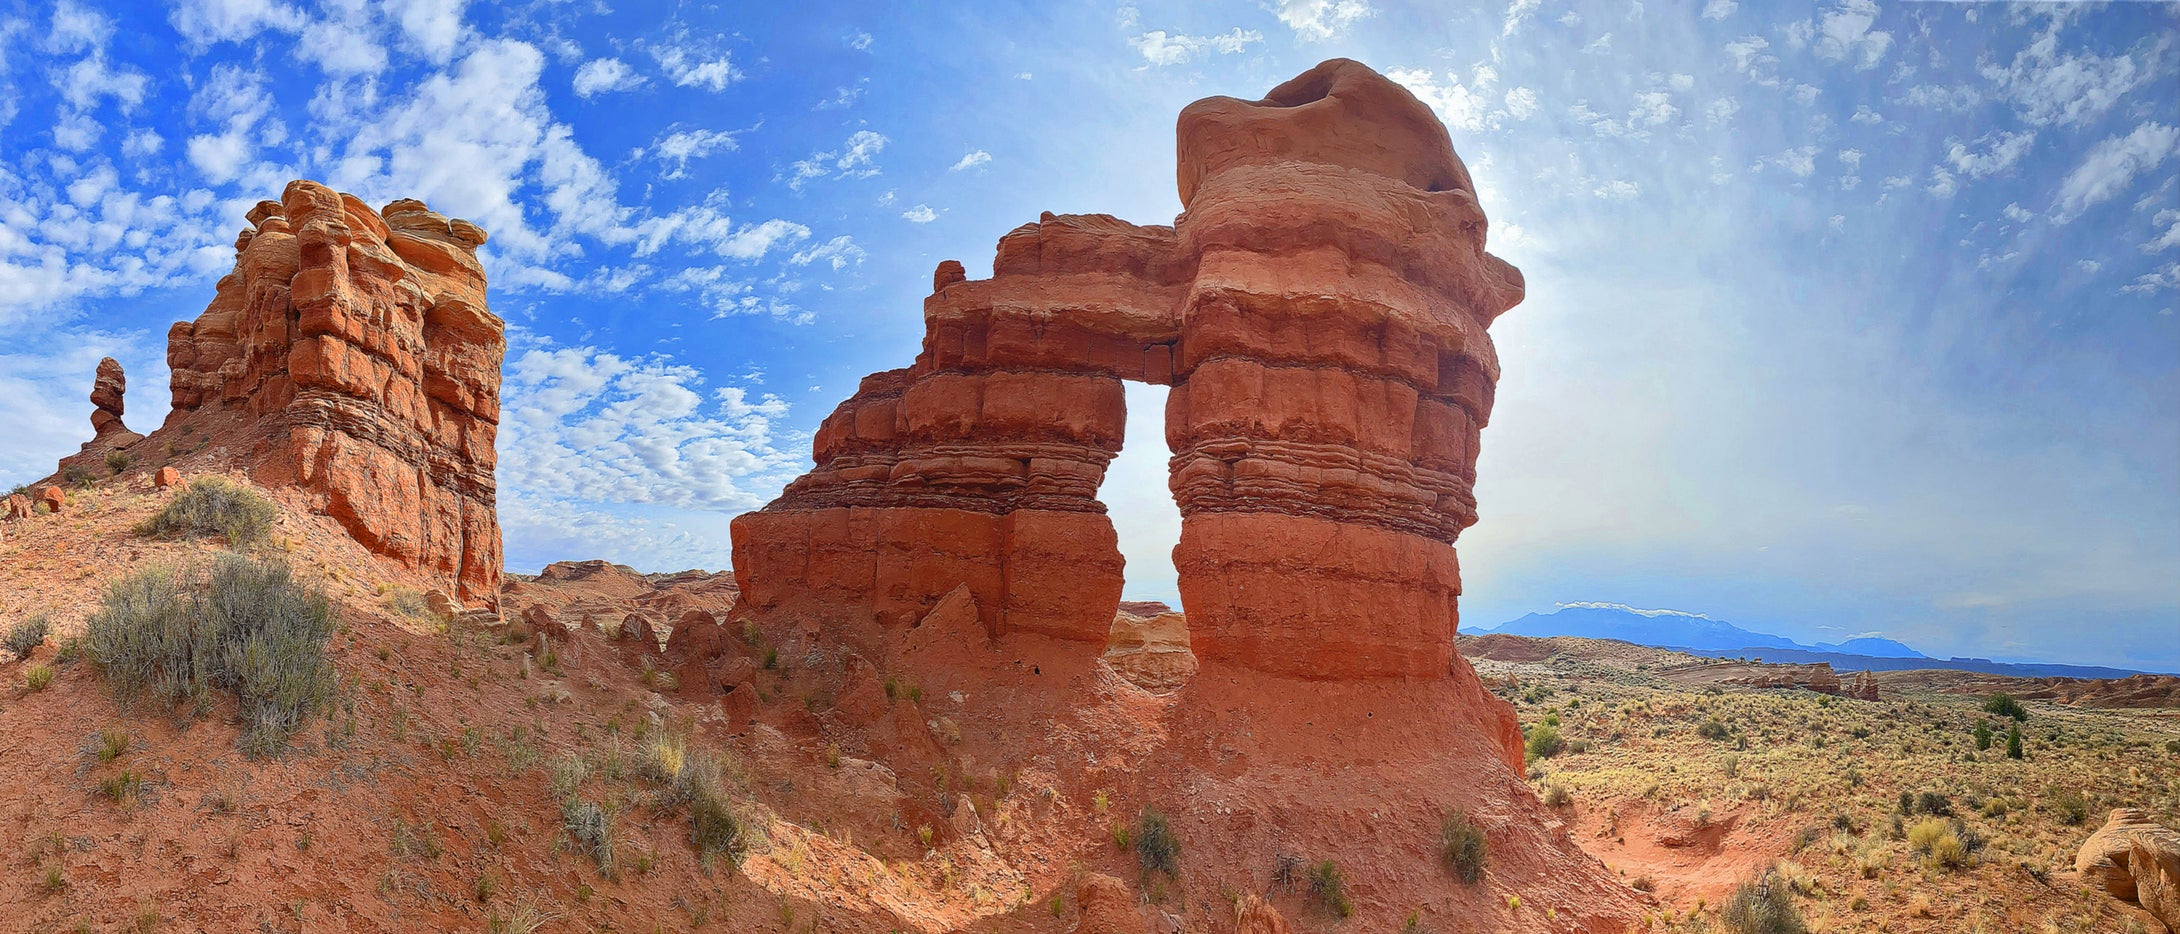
top-left (1525, 723), bottom-right (1563, 758)
top-left (63, 464), bottom-right (97, 487)
top-left (1543, 783), bottom-right (1572, 807)
top-left (678, 752), bottom-right (748, 865)
top-left (1906, 818), bottom-right (1969, 870)
top-left (1721, 871), bottom-right (1807, 934)
top-left (2166, 739), bottom-right (2179, 755)
top-left (1913, 791), bottom-right (1953, 817)
top-left (381, 587), bottom-right (431, 621)
top-left (1982, 693), bottom-right (2029, 722)
top-left (1439, 810), bottom-right (1488, 884)
top-left (561, 799), bottom-right (614, 874)
top-left (24, 663), bottom-right (54, 691)
top-left (86, 557), bottom-right (334, 756)
top-left (1307, 860), bottom-right (1352, 918)
top-left (139, 477), bottom-right (276, 548)
top-left (2006, 722), bottom-right (2024, 759)
top-left (2051, 789), bottom-right (2093, 826)
top-left (105, 450), bottom-right (131, 474)
top-left (5, 614), bottom-right (51, 657)
top-left (1135, 807), bottom-right (1180, 877)
top-left (1972, 720), bottom-right (1992, 750)
top-left (1697, 718), bottom-right (1731, 740)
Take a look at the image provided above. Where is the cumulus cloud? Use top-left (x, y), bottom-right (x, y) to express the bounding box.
top-left (1128, 28), bottom-right (1261, 66)
top-left (185, 64), bottom-right (282, 185)
top-left (385, 0), bottom-right (468, 63)
top-left (1275, 0), bottom-right (1372, 41)
top-left (1808, 0), bottom-right (1891, 70)
top-left (1981, 22), bottom-right (2164, 127)
top-left (949, 149), bottom-right (991, 172)
top-left (572, 57), bottom-right (645, 97)
top-left (2052, 122), bottom-right (2178, 223)
top-left (901, 204), bottom-right (937, 223)
top-left (168, 0), bottom-right (305, 47)
top-left (1700, 0), bottom-right (1736, 20)
top-left (1500, 0), bottom-right (1540, 39)
top-left (2120, 262), bottom-right (2179, 296)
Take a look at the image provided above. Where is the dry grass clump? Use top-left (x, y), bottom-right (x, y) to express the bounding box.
top-left (1720, 869), bottom-right (1806, 934)
top-left (86, 556), bottom-right (334, 757)
top-left (138, 476), bottom-right (276, 548)
top-left (1439, 809), bottom-right (1488, 883)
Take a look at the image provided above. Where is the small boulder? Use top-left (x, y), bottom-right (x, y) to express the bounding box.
top-left (719, 680), bottom-right (759, 725)
top-left (36, 487), bottom-right (64, 514)
top-left (424, 589), bottom-right (459, 617)
top-left (3, 493), bottom-right (28, 520)
top-left (521, 604), bottom-right (571, 641)
top-left (1233, 896), bottom-right (1293, 934)
top-left (154, 466), bottom-right (181, 489)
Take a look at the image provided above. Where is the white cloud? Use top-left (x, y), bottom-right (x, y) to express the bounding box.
top-left (2001, 202), bottom-right (2033, 223)
top-left (1500, 0), bottom-right (1540, 39)
top-left (385, 0), bottom-right (468, 63)
top-left (782, 131), bottom-right (890, 191)
top-left (650, 41), bottom-right (740, 92)
top-left (949, 149), bottom-right (991, 172)
top-left (1593, 179), bottom-right (1641, 200)
top-left (1981, 22), bottom-right (2162, 127)
top-left (1701, 0), bottom-right (1736, 20)
top-left (790, 235), bottom-right (865, 270)
top-left (1503, 86), bottom-right (1538, 120)
top-left (1276, 0), bottom-right (1373, 41)
top-left (1850, 105), bottom-right (1882, 125)
top-left (53, 56), bottom-right (149, 113)
top-left (720, 218), bottom-right (811, 260)
top-left (2120, 262), bottom-right (2180, 296)
top-left (573, 57), bottom-right (646, 97)
top-left (901, 204), bottom-right (938, 223)
top-left (185, 64), bottom-right (282, 185)
top-left (847, 31), bottom-right (873, 50)
top-left (121, 128), bottom-right (163, 159)
top-left (1706, 97), bottom-right (1740, 124)
top-left (645, 126), bottom-right (742, 179)
top-left (2147, 209), bottom-right (2180, 253)
top-left (1583, 33), bottom-right (1613, 55)
top-left (294, 5), bottom-right (389, 76)
top-left (1724, 36), bottom-right (1771, 73)
top-left (1927, 166), bottom-right (1958, 199)
top-left (168, 0), bottom-right (305, 46)
top-left (44, 0), bottom-right (111, 55)
top-left (1810, 0), bottom-right (1891, 70)
top-left (498, 338), bottom-right (797, 521)
top-left (1837, 148), bottom-right (1863, 169)
top-left (2052, 122), bottom-right (2179, 223)
top-left (1762, 146), bottom-right (1819, 178)
top-left (1128, 27), bottom-right (1263, 66)
top-left (2077, 259), bottom-right (2103, 274)
top-left (1945, 130), bottom-right (2035, 179)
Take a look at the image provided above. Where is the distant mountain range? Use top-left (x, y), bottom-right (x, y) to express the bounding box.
top-left (1477, 603), bottom-right (2146, 680)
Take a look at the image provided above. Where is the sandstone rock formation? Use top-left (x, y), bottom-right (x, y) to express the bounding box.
top-left (2078, 808), bottom-right (2180, 930)
top-left (154, 466), bottom-right (180, 489)
top-left (47, 181), bottom-right (506, 602)
top-left (90, 357), bottom-right (127, 436)
top-left (1848, 669), bottom-right (1879, 701)
top-left (732, 59), bottom-right (1520, 683)
top-left (37, 487), bottom-right (63, 514)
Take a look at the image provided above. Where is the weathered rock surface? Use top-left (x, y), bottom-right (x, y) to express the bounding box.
top-left (1848, 669), bottom-right (1879, 700)
top-left (1102, 610), bottom-right (1197, 692)
top-left (46, 182), bottom-right (505, 602)
top-left (732, 59), bottom-right (1519, 682)
top-left (154, 466), bottom-right (181, 489)
top-left (2078, 808), bottom-right (2180, 929)
top-left (37, 487), bottom-right (63, 514)
top-left (1071, 873), bottom-right (1144, 934)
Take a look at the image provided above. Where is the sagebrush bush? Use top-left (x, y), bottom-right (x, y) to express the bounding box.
top-left (1440, 810), bottom-right (1488, 884)
top-left (1982, 693), bottom-right (2029, 722)
top-left (1135, 807), bottom-right (1180, 876)
top-left (86, 556), bottom-right (334, 756)
top-left (1721, 871), bottom-right (1807, 934)
top-left (105, 450), bottom-right (132, 474)
top-left (5, 614), bottom-right (51, 657)
top-left (139, 477), bottom-right (276, 548)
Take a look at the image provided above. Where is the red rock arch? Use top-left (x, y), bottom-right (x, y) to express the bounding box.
top-left (730, 59), bottom-right (1522, 680)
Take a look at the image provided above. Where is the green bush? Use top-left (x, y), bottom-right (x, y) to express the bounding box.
top-left (1982, 693), bottom-right (2029, 722)
top-left (1439, 810), bottom-right (1487, 884)
top-left (86, 556), bottom-right (334, 757)
top-left (1697, 718), bottom-right (1731, 740)
top-left (1972, 720), bottom-right (1992, 750)
top-left (62, 464), bottom-right (97, 487)
top-left (1721, 870), bottom-right (1807, 934)
top-left (2051, 789), bottom-right (2093, 826)
top-left (5, 614), bottom-right (51, 657)
top-left (1525, 723), bottom-right (1563, 758)
top-left (1135, 807), bottom-right (1180, 877)
top-left (1307, 860), bottom-right (1353, 918)
top-left (139, 477), bottom-right (276, 548)
top-left (2006, 722), bottom-right (2024, 760)
top-left (105, 450), bottom-right (132, 474)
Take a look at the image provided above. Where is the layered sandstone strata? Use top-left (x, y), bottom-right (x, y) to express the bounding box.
top-left (733, 60), bottom-right (1520, 682)
top-left (90, 357), bottom-right (128, 436)
top-left (51, 181), bottom-right (505, 602)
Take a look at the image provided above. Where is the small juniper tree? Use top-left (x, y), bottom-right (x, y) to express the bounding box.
top-left (2006, 722), bottom-right (2024, 760)
top-left (1972, 720), bottom-right (1993, 751)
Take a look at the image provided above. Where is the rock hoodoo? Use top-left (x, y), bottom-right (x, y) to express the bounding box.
top-left (732, 58), bottom-right (1521, 681)
top-left (2078, 808), bottom-right (2180, 930)
top-left (90, 357), bottom-right (128, 436)
top-left (47, 181), bottom-right (506, 603)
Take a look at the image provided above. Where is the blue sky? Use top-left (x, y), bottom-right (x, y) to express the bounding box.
top-left (1, 0), bottom-right (2174, 671)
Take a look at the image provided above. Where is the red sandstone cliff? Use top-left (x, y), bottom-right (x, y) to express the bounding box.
top-left (43, 181), bottom-right (505, 604)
